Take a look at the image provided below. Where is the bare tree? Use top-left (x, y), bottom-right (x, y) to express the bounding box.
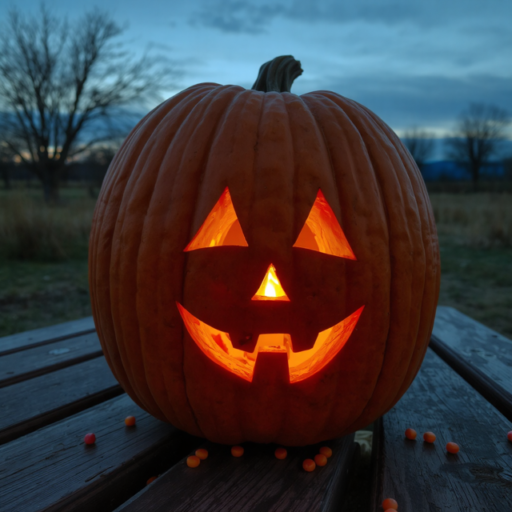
top-left (402, 127), bottom-right (435, 172)
top-left (445, 103), bottom-right (511, 191)
top-left (0, 6), bottom-right (173, 203)
top-left (0, 141), bottom-right (11, 189)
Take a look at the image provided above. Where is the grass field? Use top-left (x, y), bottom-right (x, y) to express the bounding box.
top-left (0, 187), bottom-right (511, 338)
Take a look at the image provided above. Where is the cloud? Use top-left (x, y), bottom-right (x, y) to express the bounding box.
top-left (190, 0), bottom-right (284, 34)
top-left (311, 72), bottom-right (512, 134)
top-left (192, 0), bottom-right (512, 33)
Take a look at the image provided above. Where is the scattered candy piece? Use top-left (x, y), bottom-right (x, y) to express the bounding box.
top-left (275, 447), bottom-right (287, 460)
top-left (124, 416), bottom-right (136, 427)
top-left (231, 445), bottom-right (244, 457)
top-left (187, 455), bottom-right (200, 468)
top-left (423, 431), bottom-right (436, 443)
top-left (446, 442), bottom-right (460, 454)
top-left (507, 431), bottom-right (512, 442)
top-left (382, 497), bottom-right (398, 510)
top-left (195, 448), bottom-right (208, 460)
top-left (319, 446), bottom-right (332, 458)
top-left (405, 428), bottom-right (417, 440)
top-left (84, 433), bottom-right (96, 445)
top-left (146, 476), bottom-right (157, 485)
top-left (314, 453), bottom-right (328, 467)
top-left (302, 459), bottom-right (316, 472)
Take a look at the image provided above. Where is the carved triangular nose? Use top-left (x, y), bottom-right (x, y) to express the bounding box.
top-left (251, 264), bottom-right (290, 301)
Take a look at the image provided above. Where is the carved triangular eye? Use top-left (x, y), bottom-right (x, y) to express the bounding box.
top-left (185, 188), bottom-right (248, 252)
top-left (293, 190), bottom-right (356, 260)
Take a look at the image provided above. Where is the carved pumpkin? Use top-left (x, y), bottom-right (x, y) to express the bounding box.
top-left (89, 56), bottom-right (440, 446)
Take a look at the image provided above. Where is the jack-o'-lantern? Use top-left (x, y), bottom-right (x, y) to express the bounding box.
top-left (89, 56), bottom-right (440, 446)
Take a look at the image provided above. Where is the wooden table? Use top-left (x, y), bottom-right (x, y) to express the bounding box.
top-left (0, 306), bottom-right (511, 511)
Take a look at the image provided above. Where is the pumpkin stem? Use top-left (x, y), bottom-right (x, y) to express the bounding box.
top-left (251, 56), bottom-right (303, 93)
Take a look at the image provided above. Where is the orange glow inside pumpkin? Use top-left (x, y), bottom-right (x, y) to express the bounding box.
top-left (184, 188), bottom-right (248, 251)
top-left (293, 190), bottom-right (356, 260)
top-left (252, 264), bottom-right (290, 302)
top-left (177, 302), bottom-right (364, 383)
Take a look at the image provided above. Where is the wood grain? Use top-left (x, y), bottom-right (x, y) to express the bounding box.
top-left (0, 316), bottom-right (96, 356)
top-left (0, 394), bottom-right (200, 512)
top-left (0, 357), bottom-right (121, 444)
top-left (0, 332), bottom-right (102, 388)
top-left (116, 435), bottom-right (357, 512)
top-left (372, 348), bottom-right (512, 512)
top-left (431, 306), bottom-right (512, 422)
top-left (434, 306), bottom-right (512, 391)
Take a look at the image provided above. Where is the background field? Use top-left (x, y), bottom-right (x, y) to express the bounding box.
top-left (1, 186), bottom-right (511, 338)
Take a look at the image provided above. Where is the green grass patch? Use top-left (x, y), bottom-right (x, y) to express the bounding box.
top-left (438, 235), bottom-right (512, 338)
top-left (0, 259), bottom-right (91, 337)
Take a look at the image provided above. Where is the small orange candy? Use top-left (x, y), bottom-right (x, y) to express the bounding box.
top-left (303, 459), bottom-right (316, 472)
top-left (195, 448), bottom-right (208, 460)
top-left (423, 431), bottom-right (436, 443)
top-left (507, 431), bottom-right (512, 442)
top-left (187, 455), bottom-right (200, 468)
top-left (314, 453), bottom-right (328, 467)
top-left (231, 445), bottom-right (244, 457)
top-left (382, 497), bottom-right (398, 510)
top-left (319, 446), bottom-right (332, 458)
top-left (275, 447), bottom-right (287, 460)
top-left (446, 442), bottom-right (460, 454)
top-left (124, 416), bottom-right (136, 427)
top-left (405, 428), bottom-right (417, 440)
top-left (146, 476), bottom-right (157, 485)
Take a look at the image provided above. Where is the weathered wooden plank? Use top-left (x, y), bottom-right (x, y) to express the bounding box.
top-left (0, 394), bottom-right (200, 512)
top-left (115, 434), bottom-right (357, 512)
top-left (371, 348), bottom-right (512, 512)
top-left (0, 316), bottom-right (96, 356)
top-left (431, 306), bottom-right (512, 422)
top-left (0, 357), bottom-right (121, 445)
top-left (0, 332), bottom-right (102, 388)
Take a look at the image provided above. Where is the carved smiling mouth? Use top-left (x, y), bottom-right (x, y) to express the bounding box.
top-left (177, 303), bottom-right (364, 383)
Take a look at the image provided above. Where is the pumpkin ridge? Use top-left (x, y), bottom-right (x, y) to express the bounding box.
top-left (184, 87), bottom-right (258, 441)
top-left (357, 104), bottom-right (436, 418)
top-left (113, 101), bottom-right (199, 415)
top-left (365, 107), bottom-right (440, 402)
top-left (160, 86), bottom-right (243, 431)
top-left (175, 86), bottom-right (252, 436)
top-left (343, 114), bottom-right (409, 430)
top-left (114, 86), bottom-right (218, 422)
top-left (302, 97), bottom-right (351, 437)
top-left (90, 93), bottom-right (198, 411)
top-left (322, 93), bottom-right (428, 431)
top-left (281, 92), bottom-right (344, 440)
top-left (365, 112), bottom-right (431, 399)
top-left (302, 92), bottom-right (392, 435)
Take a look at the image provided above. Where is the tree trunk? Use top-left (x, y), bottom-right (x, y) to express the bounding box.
top-left (471, 162), bottom-right (480, 192)
top-left (0, 167), bottom-right (11, 190)
top-left (40, 166), bottom-right (62, 204)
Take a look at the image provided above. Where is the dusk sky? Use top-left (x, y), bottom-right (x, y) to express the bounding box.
top-left (2, 0), bottom-right (511, 156)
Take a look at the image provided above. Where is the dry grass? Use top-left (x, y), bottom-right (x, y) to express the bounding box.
top-left (0, 191), bottom-right (95, 260)
top-left (430, 193), bottom-right (512, 247)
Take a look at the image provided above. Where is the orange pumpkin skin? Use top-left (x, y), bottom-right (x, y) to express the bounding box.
top-left (88, 78), bottom-right (440, 446)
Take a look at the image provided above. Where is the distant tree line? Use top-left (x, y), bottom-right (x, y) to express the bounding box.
top-left (402, 103), bottom-right (511, 191)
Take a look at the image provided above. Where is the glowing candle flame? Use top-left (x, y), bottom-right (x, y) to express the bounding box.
top-left (252, 264), bottom-right (290, 301)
